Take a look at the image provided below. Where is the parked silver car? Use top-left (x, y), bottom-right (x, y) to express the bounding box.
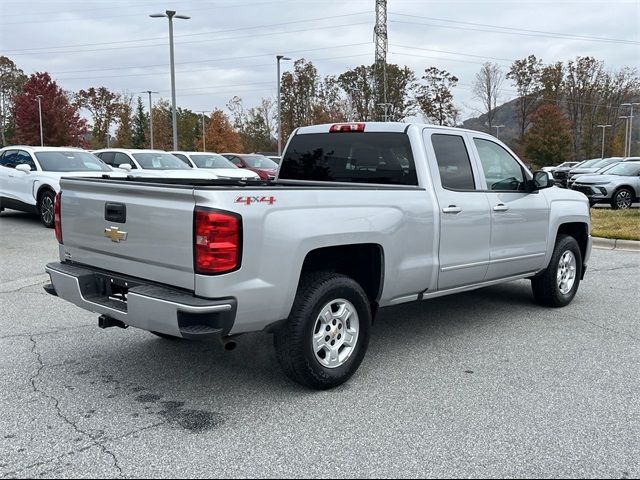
top-left (570, 161), bottom-right (640, 208)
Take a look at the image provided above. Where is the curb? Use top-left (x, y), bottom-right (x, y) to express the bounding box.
top-left (592, 237), bottom-right (640, 252)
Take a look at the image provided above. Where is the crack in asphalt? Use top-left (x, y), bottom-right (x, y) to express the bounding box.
top-left (589, 264), bottom-right (639, 273)
top-left (0, 325), bottom-right (94, 341)
top-left (563, 312), bottom-right (639, 343)
top-left (25, 336), bottom-right (124, 478)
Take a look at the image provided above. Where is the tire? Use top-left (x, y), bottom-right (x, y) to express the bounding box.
top-left (610, 187), bottom-right (634, 210)
top-left (531, 234), bottom-right (582, 308)
top-left (38, 190), bottom-right (56, 228)
top-left (150, 331), bottom-right (183, 340)
top-left (274, 272), bottom-right (372, 390)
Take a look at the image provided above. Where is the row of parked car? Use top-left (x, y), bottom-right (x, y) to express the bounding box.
top-left (0, 146), bottom-right (280, 227)
top-left (544, 157), bottom-right (640, 209)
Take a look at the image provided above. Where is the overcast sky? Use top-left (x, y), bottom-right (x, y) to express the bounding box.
top-left (1, 0), bottom-right (639, 123)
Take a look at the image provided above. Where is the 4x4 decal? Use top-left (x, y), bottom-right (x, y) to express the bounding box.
top-left (235, 196), bottom-right (276, 205)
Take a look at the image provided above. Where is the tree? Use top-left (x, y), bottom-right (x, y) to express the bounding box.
top-left (132, 96), bottom-right (147, 149)
top-left (199, 109), bottom-right (243, 153)
top-left (149, 99), bottom-right (172, 150)
top-left (176, 107), bottom-right (200, 150)
top-left (74, 86), bottom-right (121, 148)
top-left (338, 63), bottom-right (417, 122)
top-left (540, 61), bottom-right (564, 104)
top-left (280, 59), bottom-right (320, 144)
top-left (0, 56), bottom-right (28, 146)
top-left (416, 67), bottom-right (459, 126)
top-left (472, 62), bottom-right (505, 132)
top-left (13, 72), bottom-right (87, 146)
top-left (563, 56), bottom-right (605, 159)
top-left (228, 96), bottom-right (276, 152)
top-left (507, 55), bottom-right (543, 140)
top-left (523, 104), bottom-right (573, 166)
top-left (114, 94), bottom-right (133, 148)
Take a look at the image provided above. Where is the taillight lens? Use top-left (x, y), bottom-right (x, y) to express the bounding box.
top-left (194, 208), bottom-right (241, 274)
top-left (54, 191), bottom-right (63, 244)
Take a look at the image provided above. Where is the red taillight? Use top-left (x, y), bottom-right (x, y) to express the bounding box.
top-left (54, 191), bottom-right (63, 244)
top-left (194, 208), bottom-right (241, 274)
top-left (329, 123), bottom-right (365, 133)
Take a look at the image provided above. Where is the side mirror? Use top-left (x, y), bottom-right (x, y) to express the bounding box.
top-left (118, 164), bottom-right (132, 172)
top-left (15, 164), bottom-right (32, 173)
top-left (531, 170), bottom-right (554, 190)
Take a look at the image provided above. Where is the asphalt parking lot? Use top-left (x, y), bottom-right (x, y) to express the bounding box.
top-left (0, 210), bottom-right (638, 479)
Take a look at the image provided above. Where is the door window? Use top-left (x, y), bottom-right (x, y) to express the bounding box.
top-left (431, 134), bottom-right (476, 190)
top-left (225, 155), bottom-right (242, 166)
top-left (15, 151), bottom-right (37, 171)
top-left (113, 152), bottom-right (135, 168)
top-left (97, 151), bottom-right (116, 165)
top-left (0, 150), bottom-right (18, 168)
top-left (474, 138), bottom-right (526, 191)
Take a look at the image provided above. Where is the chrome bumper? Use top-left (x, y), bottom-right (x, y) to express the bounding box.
top-left (45, 262), bottom-right (236, 338)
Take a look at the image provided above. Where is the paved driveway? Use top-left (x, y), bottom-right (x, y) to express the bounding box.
top-left (1, 210), bottom-right (638, 478)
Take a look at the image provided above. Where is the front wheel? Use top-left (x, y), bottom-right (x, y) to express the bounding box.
top-left (38, 190), bottom-right (56, 228)
top-left (531, 235), bottom-right (582, 307)
top-left (610, 188), bottom-right (634, 210)
top-left (274, 272), bottom-right (371, 390)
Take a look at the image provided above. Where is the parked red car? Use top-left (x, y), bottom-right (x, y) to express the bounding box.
top-left (221, 153), bottom-right (278, 180)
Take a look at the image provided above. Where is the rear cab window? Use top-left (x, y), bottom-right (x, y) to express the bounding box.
top-left (279, 132), bottom-right (418, 185)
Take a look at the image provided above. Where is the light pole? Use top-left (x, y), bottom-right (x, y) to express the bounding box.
top-left (141, 90), bottom-right (159, 149)
top-left (197, 111), bottom-right (210, 151)
top-left (619, 116), bottom-right (630, 157)
top-left (493, 124), bottom-right (505, 140)
top-left (377, 102), bottom-right (393, 122)
top-left (150, 10), bottom-right (190, 151)
top-left (621, 103), bottom-right (640, 157)
top-left (596, 124), bottom-right (611, 159)
top-left (276, 55), bottom-right (291, 156)
top-left (35, 95), bottom-right (44, 146)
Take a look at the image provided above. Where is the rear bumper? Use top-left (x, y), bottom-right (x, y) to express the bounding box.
top-left (45, 262), bottom-right (237, 339)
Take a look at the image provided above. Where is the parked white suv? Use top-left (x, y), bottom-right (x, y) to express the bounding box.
top-left (0, 146), bottom-right (121, 227)
top-left (93, 149), bottom-right (221, 180)
top-left (171, 151), bottom-right (260, 180)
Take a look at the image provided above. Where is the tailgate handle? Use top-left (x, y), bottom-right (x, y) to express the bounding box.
top-left (105, 203), bottom-right (126, 223)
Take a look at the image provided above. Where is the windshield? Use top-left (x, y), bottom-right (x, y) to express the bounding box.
top-left (603, 163), bottom-right (640, 176)
top-left (591, 158), bottom-right (620, 168)
top-left (132, 153), bottom-right (191, 170)
top-left (190, 154), bottom-right (237, 169)
top-left (242, 155), bottom-right (278, 169)
top-left (575, 159), bottom-right (601, 169)
top-left (34, 151), bottom-right (111, 172)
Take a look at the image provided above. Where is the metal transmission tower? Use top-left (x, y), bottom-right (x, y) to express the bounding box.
top-left (374, 0), bottom-right (390, 121)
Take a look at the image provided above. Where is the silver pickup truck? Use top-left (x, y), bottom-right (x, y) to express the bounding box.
top-left (45, 123), bottom-right (592, 389)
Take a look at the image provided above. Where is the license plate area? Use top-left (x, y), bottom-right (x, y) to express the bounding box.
top-left (83, 273), bottom-right (142, 312)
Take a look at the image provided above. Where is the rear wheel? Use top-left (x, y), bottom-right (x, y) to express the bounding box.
top-left (274, 272), bottom-right (371, 390)
top-left (531, 235), bottom-right (582, 307)
top-left (38, 190), bottom-right (56, 228)
top-left (610, 188), bottom-right (634, 210)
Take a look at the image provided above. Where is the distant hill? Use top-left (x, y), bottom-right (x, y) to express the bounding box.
top-left (462, 98), bottom-right (520, 146)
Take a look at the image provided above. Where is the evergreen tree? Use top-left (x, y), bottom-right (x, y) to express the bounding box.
top-left (132, 96), bottom-right (147, 149)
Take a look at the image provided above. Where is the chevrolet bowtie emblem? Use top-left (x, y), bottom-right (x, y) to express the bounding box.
top-left (104, 226), bottom-right (128, 243)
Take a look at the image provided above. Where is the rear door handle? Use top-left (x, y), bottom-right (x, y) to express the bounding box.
top-left (493, 204), bottom-right (509, 212)
top-left (442, 205), bottom-right (462, 214)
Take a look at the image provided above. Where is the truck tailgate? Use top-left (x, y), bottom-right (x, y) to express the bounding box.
top-left (59, 178), bottom-right (196, 290)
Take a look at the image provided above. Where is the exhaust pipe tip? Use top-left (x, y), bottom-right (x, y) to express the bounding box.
top-left (223, 341), bottom-right (237, 351)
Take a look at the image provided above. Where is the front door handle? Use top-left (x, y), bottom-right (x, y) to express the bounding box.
top-left (442, 205), bottom-right (462, 214)
top-left (493, 204), bottom-right (509, 212)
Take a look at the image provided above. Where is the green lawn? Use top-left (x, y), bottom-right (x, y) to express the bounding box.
top-left (590, 208), bottom-right (640, 241)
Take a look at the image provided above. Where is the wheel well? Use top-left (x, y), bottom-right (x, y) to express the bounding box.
top-left (300, 244), bottom-right (384, 311)
top-left (557, 223), bottom-right (589, 261)
top-left (613, 184), bottom-right (636, 197)
top-left (36, 185), bottom-right (55, 207)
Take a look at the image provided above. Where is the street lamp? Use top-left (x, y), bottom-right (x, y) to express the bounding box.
top-left (141, 90), bottom-right (159, 149)
top-left (621, 103), bottom-right (640, 157)
top-left (493, 124), bottom-right (505, 140)
top-left (276, 55), bottom-right (291, 156)
top-left (596, 124), bottom-right (611, 159)
top-left (150, 10), bottom-right (190, 151)
top-left (619, 116), bottom-right (630, 157)
top-left (197, 111), bottom-right (210, 152)
top-left (35, 95), bottom-right (44, 147)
